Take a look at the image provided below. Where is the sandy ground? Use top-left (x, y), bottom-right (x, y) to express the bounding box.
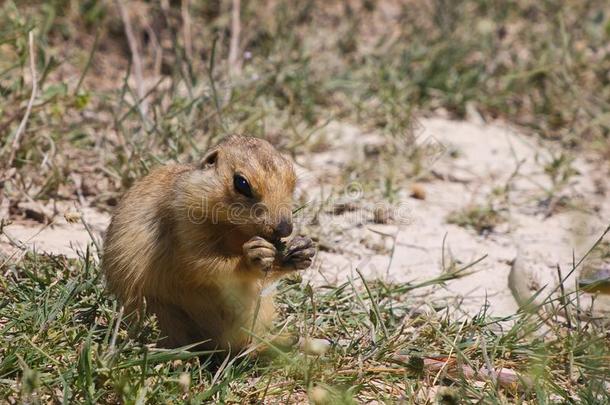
top-left (297, 118), bottom-right (610, 316)
top-left (2, 117), bottom-right (609, 317)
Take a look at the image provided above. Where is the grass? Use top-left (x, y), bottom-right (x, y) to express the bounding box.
top-left (1, 232), bottom-right (609, 403)
top-left (1, 0), bottom-right (609, 204)
top-left (447, 204), bottom-right (506, 235)
top-left (1, 0), bottom-right (610, 403)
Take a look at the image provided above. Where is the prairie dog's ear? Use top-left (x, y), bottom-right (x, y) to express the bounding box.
top-left (201, 149), bottom-right (219, 169)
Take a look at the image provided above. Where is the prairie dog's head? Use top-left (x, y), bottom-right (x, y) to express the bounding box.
top-left (182, 135), bottom-right (297, 242)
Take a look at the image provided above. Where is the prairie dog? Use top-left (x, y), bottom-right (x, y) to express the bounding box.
top-left (102, 135), bottom-right (315, 352)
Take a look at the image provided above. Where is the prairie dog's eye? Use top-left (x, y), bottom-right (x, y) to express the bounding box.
top-left (233, 174), bottom-right (253, 198)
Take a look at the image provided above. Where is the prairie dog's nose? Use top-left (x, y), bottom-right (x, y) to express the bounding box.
top-left (274, 218), bottom-right (293, 239)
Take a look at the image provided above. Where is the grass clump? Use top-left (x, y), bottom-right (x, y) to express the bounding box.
top-left (1, 0), bottom-right (609, 207)
top-left (447, 204), bottom-right (506, 235)
top-left (1, 242), bottom-right (609, 403)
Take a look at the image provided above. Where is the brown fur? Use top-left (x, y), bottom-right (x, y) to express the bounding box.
top-left (102, 135), bottom-right (304, 352)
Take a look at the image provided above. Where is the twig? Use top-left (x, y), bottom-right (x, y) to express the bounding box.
top-left (5, 31), bottom-right (38, 170)
top-left (145, 23), bottom-right (163, 78)
top-left (424, 357), bottom-right (530, 390)
top-left (0, 219), bottom-right (27, 251)
top-left (74, 28), bottom-right (101, 95)
top-left (337, 367), bottom-right (405, 375)
top-left (1, 219), bottom-right (56, 277)
top-left (479, 334), bottom-right (497, 387)
top-left (431, 319), bottom-right (465, 386)
top-left (24, 336), bottom-right (62, 366)
top-left (181, 0), bottom-right (193, 62)
top-left (249, 271), bottom-right (268, 345)
top-left (115, 0), bottom-right (148, 118)
top-left (556, 264), bottom-right (572, 330)
top-left (393, 354), bottom-right (532, 391)
top-left (79, 209), bottom-right (102, 256)
top-left (109, 305), bottom-right (125, 354)
top-left (207, 37), bottom-right (227, 133)
top-left (228, 0), bottom-right (242, 77)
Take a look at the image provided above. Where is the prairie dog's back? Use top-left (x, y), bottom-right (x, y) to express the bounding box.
top-left (102, 165), bottom-right (192, 309)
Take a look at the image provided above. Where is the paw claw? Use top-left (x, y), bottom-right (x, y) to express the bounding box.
top-left (243, 236), bottom-right (276, 271)
top-left (279, 236), bottom-right (316, 271)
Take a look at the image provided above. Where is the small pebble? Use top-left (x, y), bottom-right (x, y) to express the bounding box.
top-left (300, 337), bottom-right (331, 355)
top-left (309, 386), bottom-right (330, 404)
top-left (410, 183), bottom-right (426, 200)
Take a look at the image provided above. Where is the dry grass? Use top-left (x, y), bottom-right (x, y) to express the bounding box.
top-left (1, 229), bottom-right (609, 403)
top-left (1, 0), bottom-right (610, 403)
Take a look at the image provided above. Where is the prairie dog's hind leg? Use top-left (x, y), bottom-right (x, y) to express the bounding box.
top-left (147, 299), bottom-right (205, 349)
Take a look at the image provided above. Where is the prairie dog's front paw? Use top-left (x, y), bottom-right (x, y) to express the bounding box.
top-left (278, 236), bottom-right (316, 270)
top-left (243, 236), bottom-right (277, 272)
